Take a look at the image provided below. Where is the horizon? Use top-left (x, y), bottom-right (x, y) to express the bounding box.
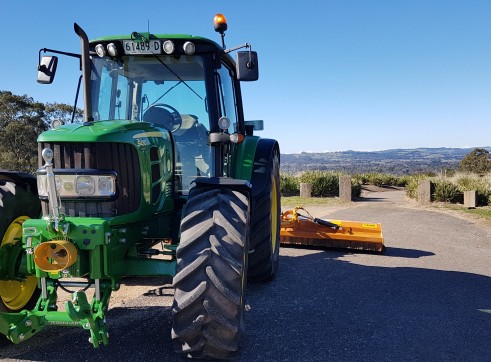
top-left (282, 145), bottom-right (491, 155)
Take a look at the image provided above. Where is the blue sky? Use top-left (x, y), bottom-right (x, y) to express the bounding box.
top-left (1, 0), bottom-right (490, 153)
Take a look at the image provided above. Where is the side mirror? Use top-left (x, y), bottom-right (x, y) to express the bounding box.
top-left (244, 120), bottom-right (264, 136)
top-left (236, 51), bottom-right (258, 81)
top-left (37, 56), bottom-right (58, 84)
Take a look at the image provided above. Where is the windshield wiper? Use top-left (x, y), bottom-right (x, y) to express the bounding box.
top-left (149, 81), bottom-right (183, 108)
top-left (151, 55), bottom-right (203, 100)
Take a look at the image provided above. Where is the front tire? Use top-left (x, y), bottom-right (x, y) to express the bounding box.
top-left (172, 186), bottom-right (250, 359)
top-left (0, 180), bottom-right (41, 312)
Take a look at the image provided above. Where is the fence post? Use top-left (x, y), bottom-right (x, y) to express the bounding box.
top-left (300, 183), bottom-right (312, 198)
top-left (464, 190), bottom-right (477, 208)
top-left (339, 175), bottom-right (352, 201)
top-left (417, 179), bottom-right (431, 204)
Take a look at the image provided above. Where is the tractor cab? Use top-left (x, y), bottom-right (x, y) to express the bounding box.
top-left (38, 16), bottom-right (259, 194)
top-left (89, 43), bottom-right (217, 193)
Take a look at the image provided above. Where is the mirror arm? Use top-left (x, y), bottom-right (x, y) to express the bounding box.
top-left (224, 42), bottom-right (250, 54)
top-left (38, 48), bottom-right (80, 65)
top-left (225, 43), bottom-right (255, 69)
top-left (38, 48), bottom-right (81, 77)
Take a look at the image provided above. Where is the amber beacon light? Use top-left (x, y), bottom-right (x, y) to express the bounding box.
top-left (214, 13), bottom-right (228, 48)
top-left (214, 13), bottom-right (228, 33)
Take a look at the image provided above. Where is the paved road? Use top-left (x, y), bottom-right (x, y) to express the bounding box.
top-left (1, 190), bottom-right (490, 361)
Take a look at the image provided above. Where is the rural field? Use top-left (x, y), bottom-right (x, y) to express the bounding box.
top-left (1, 188), bottom-right (490, 361)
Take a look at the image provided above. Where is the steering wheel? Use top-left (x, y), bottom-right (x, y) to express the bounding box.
top-left (145, 103), bottom-right (182, 132)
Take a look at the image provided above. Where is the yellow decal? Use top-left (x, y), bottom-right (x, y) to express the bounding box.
top-left (133, 131), bottom-right (164, 138)
top-left (362, 223), bottom-right (379, 229)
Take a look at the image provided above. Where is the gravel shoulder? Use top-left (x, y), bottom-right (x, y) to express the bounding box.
top-left (1, 189), bottom-right (490, 361)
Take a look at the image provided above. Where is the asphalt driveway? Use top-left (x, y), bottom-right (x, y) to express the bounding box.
top-left (1, 190), bottom-right (490, 361)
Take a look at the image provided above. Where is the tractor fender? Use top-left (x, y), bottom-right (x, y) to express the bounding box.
top-left (192, 177), bottom-right (252, 202)
top-left (249, 138), bottom-right (280, 197)
top-left (0, 171), bottom-right (38, 195)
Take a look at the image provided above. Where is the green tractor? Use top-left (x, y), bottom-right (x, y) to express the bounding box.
top-left (0, 14), bottom-right (280, 359)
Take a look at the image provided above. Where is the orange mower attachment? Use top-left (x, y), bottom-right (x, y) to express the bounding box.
top-left (280, 207), bottom-right (385, 252)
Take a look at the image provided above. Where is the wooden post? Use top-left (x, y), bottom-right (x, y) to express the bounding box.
top-left (339, 176), bottom-right (352, 201)
top-left (418, 180), bottom-right (431, 204)
top-left (300, 183), bottom-right (312, 198)
top-left (464, 190), bottom-right (477, 208)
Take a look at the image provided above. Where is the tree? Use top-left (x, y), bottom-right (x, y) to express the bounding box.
top-left (0, 121), bottom-right (40, 172)
top-left (0, 91), bottom-right (81, 172)
top-left (0, 91), bottom-right (48, 172)
top-left (459, 148), bottom-right (491, 174)
top-left (45, 102), bottom-right (83, 124)
top-left (0, 91), bottom-right (46, 132)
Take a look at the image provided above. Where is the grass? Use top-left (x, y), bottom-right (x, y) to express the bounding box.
top-left (281, 196), bottom-right (350, 207)
top-left (439, 204), bottom-right (491, 220)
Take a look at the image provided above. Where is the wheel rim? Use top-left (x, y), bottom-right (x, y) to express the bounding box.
top-left (271, 176), bottom-right (279, 252)
top-left (0, 216), bottom-right (37, 310)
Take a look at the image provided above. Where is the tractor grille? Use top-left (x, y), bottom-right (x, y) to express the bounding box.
top-left (38, 142), bottom-right (141, 217)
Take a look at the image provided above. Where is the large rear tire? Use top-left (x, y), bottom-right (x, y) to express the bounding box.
top-left (0, 180), bottom-right (41, 312)
top-left (248, 148), bottom-right (281, 282)
top-left (172, 186), bottom-right (250, 359)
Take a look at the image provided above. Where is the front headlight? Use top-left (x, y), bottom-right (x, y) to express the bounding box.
top-left (76, 176), bottom-right (96, 196)
top-left (37, 170), bottom-right (116, 199)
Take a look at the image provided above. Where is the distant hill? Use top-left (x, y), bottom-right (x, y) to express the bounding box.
top-left (280, 147), bottom-right (491, 175)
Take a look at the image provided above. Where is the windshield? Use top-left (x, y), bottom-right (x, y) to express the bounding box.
top-left (91, 55), bottom-right (209, 127)
top-left (90, 54), bottom-right (212, 194)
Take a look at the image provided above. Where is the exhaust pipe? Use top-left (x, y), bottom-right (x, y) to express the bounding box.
top-left (73, 23), bottom-right (94, 123)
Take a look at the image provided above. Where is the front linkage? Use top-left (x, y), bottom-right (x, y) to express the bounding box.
top-left (0, 199), bottom-right (176, 346)
top-left (0, 279), bottom-right (111, 347)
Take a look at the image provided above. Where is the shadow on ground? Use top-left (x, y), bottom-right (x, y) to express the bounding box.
top-left (1, 250), bottom-right (490, 361)
top-left (245, 250), bottom-right (491, 361)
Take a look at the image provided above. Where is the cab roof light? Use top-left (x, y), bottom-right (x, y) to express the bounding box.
top-left (163, 40), bottom-right (175, 54)
top-left (183, 41), bottom-right (195, 55)
top-left (107, 43), bottom-right (118, 57)
top-left (95, 44), bottom-right (106, 57)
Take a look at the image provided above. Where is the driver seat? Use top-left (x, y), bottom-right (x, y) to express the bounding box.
top-left (143, 107), bottom-right (174, 131)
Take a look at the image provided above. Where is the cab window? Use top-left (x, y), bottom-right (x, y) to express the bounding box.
top-left (216, 64), bottom-right (238, 134)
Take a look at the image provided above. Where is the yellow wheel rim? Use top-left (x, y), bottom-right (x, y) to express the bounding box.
top-left (0, 216), bottom-right (37, 311)
top-left (271, 177), bottom-right (279, 252)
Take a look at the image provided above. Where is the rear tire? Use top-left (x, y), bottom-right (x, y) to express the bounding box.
top-left (0, 180), bottom-right (41, 312)
top-left (172, 186), bottom-right (250, 359)
top-left (248, 148), bottom-right (281, 282)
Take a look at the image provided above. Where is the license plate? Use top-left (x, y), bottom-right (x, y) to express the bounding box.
top-left (123, 40), bottom-right (161, 54)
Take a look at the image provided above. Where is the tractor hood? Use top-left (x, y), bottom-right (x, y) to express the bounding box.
top-left (37, 120), bottom-right (167, 143)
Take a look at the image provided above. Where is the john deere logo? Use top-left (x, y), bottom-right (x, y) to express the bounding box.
top-left (135, 138), bottom-right (149, 148)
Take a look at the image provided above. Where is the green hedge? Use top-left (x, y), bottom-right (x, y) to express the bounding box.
top-left (280, 171), bottom-right (361, 198)
top-left (353, 172), bottom-right (410, 187)
top-left (404, 172), bottom-right (491, 206)
top-left (299, 171), bottom-right (340, 197)
top-left (280, 174), bottom-right (300, 196)
top-left (432, 180), bottom-right (463, 203)
top-left (454, 175), bottom-right (491, 205)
